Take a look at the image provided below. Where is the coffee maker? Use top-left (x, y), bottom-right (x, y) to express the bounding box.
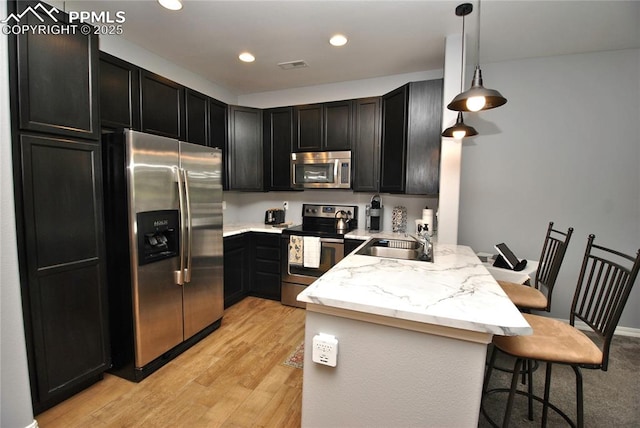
top-left (366, 194), bottom-right (383, 231)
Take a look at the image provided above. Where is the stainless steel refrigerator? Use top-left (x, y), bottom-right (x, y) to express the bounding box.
top-left (102, 130), bottom-right (223, 382)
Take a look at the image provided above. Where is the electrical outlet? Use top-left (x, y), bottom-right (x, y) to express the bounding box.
top-left (283, 201), bottom-right (289, 211)
top-left (312, 333), bottom-right (338, 367)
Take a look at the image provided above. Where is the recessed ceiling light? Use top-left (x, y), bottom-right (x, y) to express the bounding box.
top-left (239, 52), bottom-right (255, 63)
top-left (158, 0), bottom-right (182, 11)
top-left (329, 34), bottom-right (348, 47)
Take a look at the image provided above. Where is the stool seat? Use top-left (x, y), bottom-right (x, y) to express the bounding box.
top-left (498, 281), bottom-right (547, 310)
top-left (493, 313), bottom-right (602, 366)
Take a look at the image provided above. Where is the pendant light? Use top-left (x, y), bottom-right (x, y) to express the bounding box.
top-left (442, 3), bottom-right (478, 139)
top-left (447, 0), bottom-right (507, 112)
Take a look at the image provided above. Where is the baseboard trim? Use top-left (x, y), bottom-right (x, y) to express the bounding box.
top-left (27, 420), bottom-right (39, 428)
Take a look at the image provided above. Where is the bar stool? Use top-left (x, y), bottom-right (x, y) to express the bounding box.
top-left (498, 222), bottom-right (573, 313)
top-left (483, 235), bottom-right (640, 428)
top-left (493, 222), bottom-right (573, 381)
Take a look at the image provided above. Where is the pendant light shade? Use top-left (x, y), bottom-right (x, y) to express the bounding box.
top-left (447, 0), bottom-right (507, 112)
top-left (442, 111), bottom-right (478, 138)
top-left (447, 67), bottom-right (507, 112)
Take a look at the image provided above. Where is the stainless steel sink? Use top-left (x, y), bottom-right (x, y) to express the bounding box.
top-left (355, 238), bottom-right (432, 262)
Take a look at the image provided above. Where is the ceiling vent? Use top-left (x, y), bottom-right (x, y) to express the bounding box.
top-left (277, 60), bottom-right (308, 70)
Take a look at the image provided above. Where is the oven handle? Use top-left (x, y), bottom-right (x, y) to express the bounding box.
top-left (285, 234), bottom-right (344, 245)
top-left (320, 237), bottom-right (344, 244)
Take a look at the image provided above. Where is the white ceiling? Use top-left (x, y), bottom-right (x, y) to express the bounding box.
top-left (65, 0), bottom-right (640, 95)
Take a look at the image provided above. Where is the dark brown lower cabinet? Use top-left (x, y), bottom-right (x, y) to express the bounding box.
top-left (223, 234), bottom-right (249, 308)
top-left (18, 134), bottom-right (110, 414)
top-left (345, 238), bottom-right (366, 255)
top-left (224, 233), bottom-right (282, 307)
top-left (251, 233), bottom-right (281, 301)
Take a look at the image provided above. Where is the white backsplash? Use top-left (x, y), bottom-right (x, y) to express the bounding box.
top-left (223, 190), bottom-right (438, 234)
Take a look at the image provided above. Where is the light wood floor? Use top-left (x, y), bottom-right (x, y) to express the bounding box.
top-left (36, 297), bottom-right (306, 428)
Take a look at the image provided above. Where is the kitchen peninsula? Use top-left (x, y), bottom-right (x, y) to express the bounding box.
top-left (297, 235), bottom-right (531, 427)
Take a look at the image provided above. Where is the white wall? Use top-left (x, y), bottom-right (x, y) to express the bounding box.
top-left (238, 70), bottom-right (442, 109)
top-left (458, 48), bottom-right (640, 330)
top-left (0, 2), bottom-right (36, 426)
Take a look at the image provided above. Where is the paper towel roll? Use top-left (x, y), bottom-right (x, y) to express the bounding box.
top-left (422, 209), bottom-right (434, 232)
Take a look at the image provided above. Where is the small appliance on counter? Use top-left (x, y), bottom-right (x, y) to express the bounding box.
top-left (265, 208), bottom-right (285, 225)
top-left (366, 194), bottom-right (383, 231)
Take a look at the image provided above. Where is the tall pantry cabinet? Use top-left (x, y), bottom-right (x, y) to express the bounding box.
top-left (7, 0), bottom-right (110, 414)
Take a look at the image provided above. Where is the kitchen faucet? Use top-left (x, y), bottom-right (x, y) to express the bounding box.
top-left (407, 224), bottom-right (433, 262)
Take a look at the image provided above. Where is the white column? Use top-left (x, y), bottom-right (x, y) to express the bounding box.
top-left (438, 34), bottom-right (465, 245)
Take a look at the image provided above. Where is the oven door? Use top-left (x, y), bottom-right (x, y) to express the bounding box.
top-left (282, 236), bottom-right (344, 285)
top-left (281, 236), bottom-right (344, 307)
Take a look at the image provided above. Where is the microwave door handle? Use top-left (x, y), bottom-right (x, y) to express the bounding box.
top-left (334, 159), bottom-right (339, 181)
top-left (174, 167), bottom-right (185, 286)
top-left (183, 169), bottom-right (193, 283)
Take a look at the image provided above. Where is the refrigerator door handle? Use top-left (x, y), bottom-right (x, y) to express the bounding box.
top-left (183, 169), bottom-right (193, 283)
top-left (174, 166), bottom-right (186, 286)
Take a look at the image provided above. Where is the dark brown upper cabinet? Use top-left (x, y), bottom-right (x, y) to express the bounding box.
top-left (99, 52), bottom-right (140, 132)
top-left (140, 70), bottom-right (185, 139)
top-left (380, 79), bottom-right (443, 195)
top-left (293, 101), bottom-right (353, 152)
top-left (227, 105), bottom-right (263, 191)
top-left (185, 89), bottom-right (209, 146)
top-left (14, 1), bottom-right (99, 140)
top-left (263, 107), bottom-right (295, 191)
top-left (293, 103), bottom-right (323, 151)
top-left (352, 97), bottom-right (381, 192)
top-left (209, 98), bottom-right (227, 150)
top-left (324, 100), bottom-right (353, 151)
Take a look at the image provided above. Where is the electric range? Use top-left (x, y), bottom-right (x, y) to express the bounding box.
top-left (281, 204), bottom-right (358, 308)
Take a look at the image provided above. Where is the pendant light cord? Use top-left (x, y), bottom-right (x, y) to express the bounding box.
top-left (460, 12), bottom-right (465, 92)
top-left (476, 0), bottom-right (481, 68)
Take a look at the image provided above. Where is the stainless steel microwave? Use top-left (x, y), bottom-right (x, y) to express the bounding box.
top-left (291, 151), bottom-right (351, 189)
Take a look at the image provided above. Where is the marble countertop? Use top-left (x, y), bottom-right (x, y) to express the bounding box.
top-left (297, 238), bottom-right (532, 337)
top-left (222, 223), bottom-right (291, 237)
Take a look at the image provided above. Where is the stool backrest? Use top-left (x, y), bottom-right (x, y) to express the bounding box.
top-left (534, 222), bottom-right (574, 311)
top-left (570, 234), bottom-right (640, 370)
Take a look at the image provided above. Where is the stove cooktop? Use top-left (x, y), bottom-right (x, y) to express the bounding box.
top-left (282, 203), bottom-right (359, 238)
top-left (283, 224), bottom-right (356, 238)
